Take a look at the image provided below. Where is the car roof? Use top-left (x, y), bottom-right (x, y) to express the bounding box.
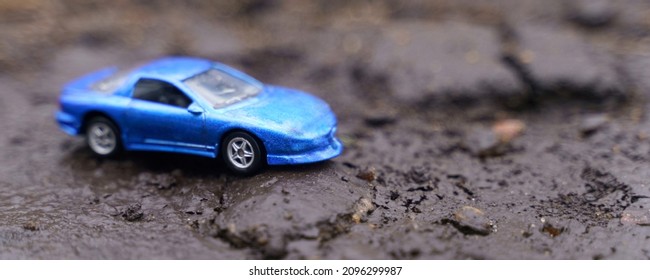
top-left (133, 57), bottom-right (213, 81)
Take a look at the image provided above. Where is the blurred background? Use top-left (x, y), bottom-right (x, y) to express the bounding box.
top-left (3, 0), bottom-right (650, 110)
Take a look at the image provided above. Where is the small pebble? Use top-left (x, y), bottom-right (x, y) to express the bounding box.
top-left (22, 221), bottom-right (39, 231)
top-left (580, 114), bottom-right (609, 136)
top-left (621, 210), bottom-right (650, 226)
top-left (492, 119), bottom-right (526, 143)
top-left (121, 203), bottom-right (144, 222)
top-left (351, 197), bottom-right (375, 223)
top-left (356, 168), bottom-right (377, 182)
top-left (452, 206), bottom-right (493, 235)
top-left (540, 219), bottom-right (565, 237)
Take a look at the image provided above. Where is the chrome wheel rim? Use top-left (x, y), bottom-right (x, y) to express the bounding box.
top-left (227, 137), bottom-right (254, 169)
top-left (88, 123), bottom-right (117, 155)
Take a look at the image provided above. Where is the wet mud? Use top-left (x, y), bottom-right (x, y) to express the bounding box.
top-left (1, 1), bottom-right (650, 259)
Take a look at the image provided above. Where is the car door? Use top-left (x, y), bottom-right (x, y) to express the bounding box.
top-left (124, 78), bottom-right (207, 151)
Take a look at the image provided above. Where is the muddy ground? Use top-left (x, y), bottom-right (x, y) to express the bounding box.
top-left (2, 0), bottom-right (650, 259)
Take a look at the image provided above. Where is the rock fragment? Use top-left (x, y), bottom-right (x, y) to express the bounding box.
top-left (22, 221), bottom-right (40, 231)
top-left (351, 197), bottom-right (375, 224)
top-left (450, 206), bottom-right (494, 236)
top-left (408, 166), bottom-right (430, 184)
top-left (621, 210), bottom-right (650, 226)
top-left (579, 114), bottom-right (609, 136)
top-left (121, 203), bottom-right (144, 222)
top-left (493, 119), bottom-right (526, 143)
top-left (356, 167), bottom-right (377, 182)
top-left (466, 119), bottom-right (525, 157)
top-left (540, 218), bottom-right (565, 237)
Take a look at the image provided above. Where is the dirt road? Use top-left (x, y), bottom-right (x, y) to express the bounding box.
top-left (1, 1), bottom-right (650, 259)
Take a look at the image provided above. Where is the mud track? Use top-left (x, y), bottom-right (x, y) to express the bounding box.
top-left (1, 1), bottom-right (650, 259)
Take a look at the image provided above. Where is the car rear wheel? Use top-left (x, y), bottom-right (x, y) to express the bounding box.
top-left (86, 116), bottom-right (122, 157)
top-left (222, 132), bottom-right (264, 175)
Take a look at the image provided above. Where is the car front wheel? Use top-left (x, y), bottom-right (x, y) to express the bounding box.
top-left (222, 132), bottom-right (264, 175)
top-left (86, 116), bottom-right (122, 157)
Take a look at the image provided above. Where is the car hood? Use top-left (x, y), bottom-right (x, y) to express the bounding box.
top-left (62, 67), bottom-right (117, 94)
top-left (217, 85), bottom-right (336, 137)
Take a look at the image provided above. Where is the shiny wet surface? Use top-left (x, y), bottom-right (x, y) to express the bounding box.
top-left (2, 1), bottom-right (650, 259)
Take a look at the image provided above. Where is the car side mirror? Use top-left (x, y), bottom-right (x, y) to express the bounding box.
top-left (187, 103), bottom-right (205, 115)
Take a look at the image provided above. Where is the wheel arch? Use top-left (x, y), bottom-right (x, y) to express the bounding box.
top-left (81, 111), bottom-right (121, 135)
top-left (218, 128), bottom-right (267, 159)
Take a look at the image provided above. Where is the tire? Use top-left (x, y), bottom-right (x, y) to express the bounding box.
top-left (221, 131), bottom-right (264, 175)
top-left (85, 116), bottom-right (122, 157)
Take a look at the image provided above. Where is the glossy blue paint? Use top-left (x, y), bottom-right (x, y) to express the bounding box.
top-left (56, 56), bottom-right (343, 166)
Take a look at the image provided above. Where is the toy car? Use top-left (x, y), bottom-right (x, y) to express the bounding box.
top-left (56, 57), bottom-right (342, 174)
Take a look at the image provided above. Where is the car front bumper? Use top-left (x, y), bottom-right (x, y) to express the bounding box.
top-left (55, 111), bottom-right (81, 135)
top-left (266, 136), bottom-right (343, 165)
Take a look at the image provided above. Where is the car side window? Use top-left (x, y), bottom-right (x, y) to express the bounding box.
top-left (133, 79), bottom-right (192, 108)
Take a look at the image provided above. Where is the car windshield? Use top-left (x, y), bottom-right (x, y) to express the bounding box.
top-left (91, 68), bottom-right (132, 94)
top-left (184, 68), bottom-right (262, 108)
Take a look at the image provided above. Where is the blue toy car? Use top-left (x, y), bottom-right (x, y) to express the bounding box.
top-left (56, 57), bottom-right (342, 174)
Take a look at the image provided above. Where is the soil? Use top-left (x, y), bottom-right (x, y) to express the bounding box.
top-left (1, 0), bottom-right (650, 259)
